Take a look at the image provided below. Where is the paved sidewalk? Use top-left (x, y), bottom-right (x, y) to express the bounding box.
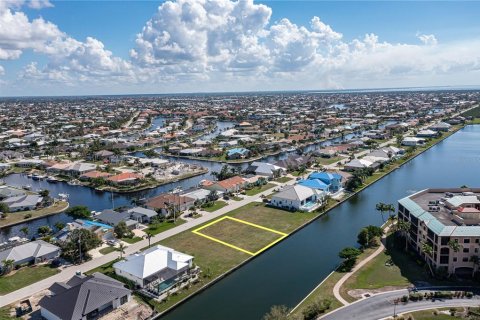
top-left (332, 225), bottom-right (391, 305)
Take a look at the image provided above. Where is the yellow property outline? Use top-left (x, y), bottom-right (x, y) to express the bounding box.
top-left (192, 216), bottom-right (288, 256)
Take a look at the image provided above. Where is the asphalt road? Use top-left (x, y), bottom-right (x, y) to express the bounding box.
top-left (321, 289), bottom-right (480, 320)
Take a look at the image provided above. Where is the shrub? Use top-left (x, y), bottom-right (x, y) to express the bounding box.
top-left (302, 299), bottom-right (332, 320)
top-left (24, 213), bottom-right (32, 219)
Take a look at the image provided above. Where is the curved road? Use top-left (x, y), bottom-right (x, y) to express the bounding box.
top-left (321, 289), bottom-right (480, 320)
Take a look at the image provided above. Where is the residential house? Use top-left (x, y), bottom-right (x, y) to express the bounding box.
top-left (430, 122), bottom-right (452, 132)
top-left (127, 207), bottom-right (158, 224)
top-left (39, 273), bottom-right (131, 320)
top-left (200, 176), bottom-right (247, 193)
top-left (226, 148), bottom-right (250, 160)
top-left (402, 137), bottom-right (426, 146)
top-left (270, 185), bottom-right (323, 212)
top-left (0, 240), bottom-right (60, 269)
top-left (343, 158), bottom-right (379, 171)
top-left (301, 171), bottom-right (344, 193)
top-left (107, 172), bottom-right (143, 185)
top-left (416, 129), bottom-right (439, 138)
top-left (145, 193), bottom-right (195, 216)
top-left (95, 209), bottom-right (138, 230)
top-left (246, 161), bottom-right (286, 178)
top-left (113, 245), bottom-right (193, 288)
top-left (1, 194), bottom-right (42, 212)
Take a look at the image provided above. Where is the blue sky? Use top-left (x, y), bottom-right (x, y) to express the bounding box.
top-left (2, 0), bottom-right (480, 96)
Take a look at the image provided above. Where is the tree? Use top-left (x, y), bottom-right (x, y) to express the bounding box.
top-left (0, 202), bottom-right (9, 214)
top-left (37, 225), bottom-right (52, 237)
top-left (470, 256), bottom-right (480, 277)
top-left (19, 227), bottom-right (29, 238)
top-left (345, 175), bottom-right (362, 192)
top-left (65, 206), bottom-right (91, 219)
top-left (54, 222), bottom-right (65, 232)
top-left (395, 220), bottom-right (411, 251)
top-left (60, 229), bottom-right (102, 263)
top-left (376, 202), bottom-right (396, 223)
top-left (302, 299), bottom-right (332, 320)
top-left (143, 231), bottom-right (154, 248)
top-left (421, 242), bottom-right (435, 276)
top-left (118, 242), bottom-right (126, 259)
top-left (262, 305), bottom-right (290, 320)
top-left (448, 240), bottom-right (462, 253)
top-left (1, 259), bottom-right (15, 275)
top-left (114, 221), bottom-right (132, 239)
top-left (39, 189), bottom-right (50, 197)
top-left (211, 165), bottom-right (237, 181)
top-left (357, 225), bottom-right (383, 248)
top-left (338, 247), bottom-right (361, 272)
top-left (207, 190), bottom-right (219, 202)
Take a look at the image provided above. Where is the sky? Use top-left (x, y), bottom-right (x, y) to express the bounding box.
top-left (1, 0), bottom-right (480, 96)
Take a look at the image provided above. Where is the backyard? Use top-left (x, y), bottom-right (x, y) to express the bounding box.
top-left (244, 183), bottom-right (276, 196)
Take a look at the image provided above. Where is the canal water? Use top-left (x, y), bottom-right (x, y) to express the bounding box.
top-left (160, 125), bottom-right (480, 320)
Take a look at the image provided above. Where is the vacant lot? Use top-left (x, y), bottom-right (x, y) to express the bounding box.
top-left (0, 265), bottom-right (59, 295)
top-left (196, 217), bottom-right (285, 255)
top-left (244, 183), bottom-right (276, 196)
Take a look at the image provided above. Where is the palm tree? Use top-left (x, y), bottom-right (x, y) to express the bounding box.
top-left (143, 231), bottom-right (154, 248)
top-left (470, 256), bottom-right (480, 278)
top-left (421, 242), bottom-right (435, 276)
top-left (395, 220), bottom-right (411, 251)
top-left (1, 259), bottom-right (15, 275)
top-left (118, 243), bottom-right (126, 259)
top-left (376, 202), bottom-right (396, 223)
top-left (19, 227), bottom-right (29, 238)
top-left (448, 240), bottom-right (462, 253)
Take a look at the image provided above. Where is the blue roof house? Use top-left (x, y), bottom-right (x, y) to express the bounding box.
top-left (307, 172), bottom-right (343, 193)
top-left (226, 148), bottom-right (250, 160)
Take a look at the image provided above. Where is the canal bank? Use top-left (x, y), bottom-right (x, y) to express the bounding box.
top-left (158, 125), bottom-right (480, 320)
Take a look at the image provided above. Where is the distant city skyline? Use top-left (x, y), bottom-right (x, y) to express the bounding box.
top-left (1, 0), bottom-right (480, 96)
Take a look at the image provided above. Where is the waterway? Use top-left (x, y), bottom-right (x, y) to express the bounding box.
top-left (160, 125), bottom-right (480, 320)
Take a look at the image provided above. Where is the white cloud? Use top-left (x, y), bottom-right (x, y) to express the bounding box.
top-left (0, 65), bottom-right (4, 75)
top-left (1, 0), bottom-right (480, 94)
top-left (417, 33), bottom-right (438, 46)
top-left (28, 0), bottom-right (53, 9)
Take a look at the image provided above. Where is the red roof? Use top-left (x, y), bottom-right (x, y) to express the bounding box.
top-left (217, 176), bottom-right (246, 189)
top-left (81, 170), bottom-right (112, 179)
top-left (107, 172), bottom-right (143, 182)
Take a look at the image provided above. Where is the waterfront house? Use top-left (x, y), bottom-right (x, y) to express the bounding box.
top-left (79, 170), bottom-right (112, 180)
top-left (1, 194), bottom-right (42, 212)
top-left (416, 129), bottom-right (439, 138)
top-left (66, 162), bottom-right (98, 177)
top-left (430, 121), bottom-right (452, 132)
top-left (127, 206), bottom-right (159, 224)
top-left (39, 272), bottom-right (131, 320)
top-left (107, 172), bottom-right (143, 185)
top-left (95, 209), bottom-right (139, 230)
top-left (402, 137), bottom-right (426, 146)
top-left (302, 171), bottom-right (344, 193)
top-left (182, 188), bottom-right (212, 203)
top-left (246, 161), bottom-right (286, 178)
top-left (343, 158), bottom-right (378, 171)
top-left (113, 245), bottom-right (193, 288)
top-left (270, 185), bottom-right (323, 212)
top-left (0, 240), bottom-right (60, 269)
top-left (145, 193), bottom-right (195, 215)
top-left (226, 148), bottom-right (250, 160)
top-left (200, 176), bottom-right (247, 193)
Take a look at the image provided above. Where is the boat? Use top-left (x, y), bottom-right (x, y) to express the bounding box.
top-left (58, 193), bottom-right (69, 200)
top-left (46, 176), bottom-right (59, 183)
top-left (172, 186), bottom-right (182, 194)
top-left (26, 173), bottom-right (33, 178)
top-left (31, 174), bottom-right (40, 180)
top-left (22, 185), bottom-right (31, 190)
top-left (67, 179), bottom-right (80, 186)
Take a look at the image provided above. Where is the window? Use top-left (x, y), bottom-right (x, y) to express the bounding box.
top-left (464, 239), bottom-right (470, 244)
top-left (475, 248), bottom-right (479, 253)
top-left (463, 257), bottom-right (469, 262)
top-left (120, 295), bottom-right (128, 305)
top-left (453, 257), bottom-right (457, 262)
top-left (463, 248), bottom-right (469, 253)
top-left (476, 239), bottom-right (479, 244)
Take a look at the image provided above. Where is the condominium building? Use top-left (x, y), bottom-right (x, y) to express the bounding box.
top-left (398, 188), bottom-right (480, 277)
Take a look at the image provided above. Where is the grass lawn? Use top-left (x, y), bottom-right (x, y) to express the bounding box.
top-left (99, 246), bottom-right (118, 255)
top-left (244, 183), bottom-right (276, 196)
top-left (121, 236), bottom-right (143, 244)
top-left (0, 201), bottom-right (69, 228)
top-left (316, 156), bottom-right (344, 165)
top-left (231, 196), bottom-right (243, 201)
top-left (400, 308), bottom-right (458, 320)
top-left (0, 265), bottom-right (59, 295)
top-left (202, 200), bottom-right (228, 212)
top-left (274, 176), bottom-right (293, 183)
top-left (198, 217), bottom-right (283, 254)
top-left (0, 306), bottom-right (12, 320)
top-left (145, 219), bottom-right (186, 236)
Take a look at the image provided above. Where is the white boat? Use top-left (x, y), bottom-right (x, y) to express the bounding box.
top-left (26, 173), bottom-right (33, 178)
top-left (58, 193), bottom-right (69, 199)
top-left (47, 176), bottom-right (59, 183)
top-left (22, 185), bottom-right (32, 190)
top-left (172, 187), bottom-right (182, 194)
top-left (67, 180), bottom-right (80, 186)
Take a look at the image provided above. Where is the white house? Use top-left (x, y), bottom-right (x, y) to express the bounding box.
top-left (113, 245), bottom-right (193, 288)
top-left (402, 137), bottom-right (425, 146)
top-left (247, 161), bottom-right (286, 178)
top-left (270, 185), bottom-right (323, 212)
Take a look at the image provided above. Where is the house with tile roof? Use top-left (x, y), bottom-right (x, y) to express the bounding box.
top-left (270, 185), bottom-right (323, 212)
top-left (200, 176), bottom-right (247, 193)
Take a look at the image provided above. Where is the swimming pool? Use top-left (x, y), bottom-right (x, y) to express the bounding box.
top-left (157, 278), bottom-right (177, 292)
top-left (78, 219), bottom-right (113, 229)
